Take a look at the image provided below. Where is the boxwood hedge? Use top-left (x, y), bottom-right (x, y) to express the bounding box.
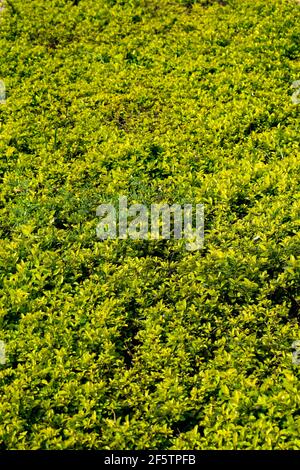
top-left (0, 0), bottom-right (300, 450)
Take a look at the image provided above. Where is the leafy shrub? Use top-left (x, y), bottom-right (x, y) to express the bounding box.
top-left (0, 0), bottom-right (299, 450)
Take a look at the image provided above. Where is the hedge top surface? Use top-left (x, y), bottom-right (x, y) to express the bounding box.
top-left (0, 0), bottom-right (299, 450)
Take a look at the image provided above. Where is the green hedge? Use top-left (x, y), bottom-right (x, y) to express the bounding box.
top-left (0, 0), bottom-right (300, 449)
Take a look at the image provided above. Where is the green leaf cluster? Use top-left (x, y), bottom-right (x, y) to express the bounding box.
top-left (0, 0), bottom-right (299, 450)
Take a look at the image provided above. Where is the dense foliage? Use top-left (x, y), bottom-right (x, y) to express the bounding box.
top-left (0, 0), bottom-right (299, 450)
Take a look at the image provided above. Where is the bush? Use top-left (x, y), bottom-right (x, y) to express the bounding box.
top-left (0, 0), bottom-right (299, 450)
